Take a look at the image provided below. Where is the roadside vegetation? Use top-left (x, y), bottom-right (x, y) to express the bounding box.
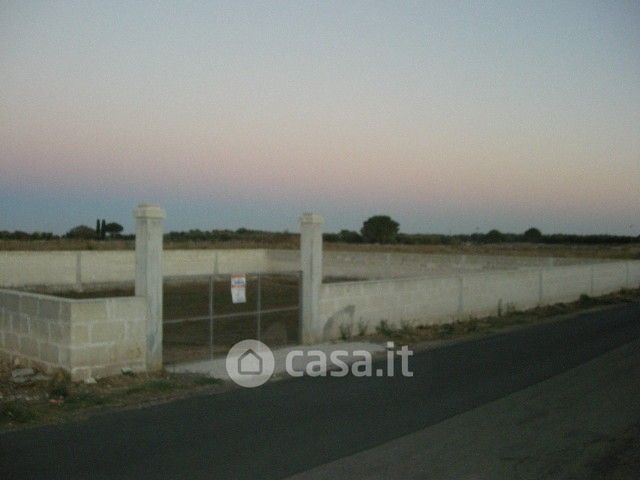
top-left (0, 368), bottom-right (224, 431)
top-left (363, 288), bottom-right (640, 346)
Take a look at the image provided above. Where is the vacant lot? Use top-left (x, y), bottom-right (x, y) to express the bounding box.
top-left (54, 275), bottom-right (301, 364)
top-left (2, 238), bottom-right (639, 259)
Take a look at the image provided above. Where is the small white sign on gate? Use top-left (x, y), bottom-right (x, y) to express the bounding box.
top-left (230, 275), bottom-right (247, 304)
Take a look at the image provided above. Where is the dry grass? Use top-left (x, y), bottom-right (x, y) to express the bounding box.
top-left (2, 238), bottom-right (639, 259)
top-left (0, 366), bottom-right (225, 430)
top-left (0, 238), bottom-right (297, 251)
top-left (324, 242), bottom-right (640, 260)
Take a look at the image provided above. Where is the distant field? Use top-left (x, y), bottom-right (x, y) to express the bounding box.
top-left (1, 238), bottom-right (639, 259)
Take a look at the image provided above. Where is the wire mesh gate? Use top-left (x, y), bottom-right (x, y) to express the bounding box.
top-left (162, 271), bottom-right (301, 364)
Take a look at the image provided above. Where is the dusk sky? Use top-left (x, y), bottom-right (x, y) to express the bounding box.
top-left (1, 1), bottom-right (639, 235)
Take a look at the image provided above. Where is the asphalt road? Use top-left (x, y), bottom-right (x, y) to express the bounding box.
top-left (2, 304), bottom-right (639, 479)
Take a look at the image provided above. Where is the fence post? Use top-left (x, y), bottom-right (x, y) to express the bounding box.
top-left (134, 203), bottom-right (166, 371)
top-left (300, 213), bottom-right (324, 344)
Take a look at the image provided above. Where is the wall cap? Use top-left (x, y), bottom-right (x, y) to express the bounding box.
top-left (299, 213), bottom-right (324, 225)
top-left (134, 204), bottom-right (166, 219)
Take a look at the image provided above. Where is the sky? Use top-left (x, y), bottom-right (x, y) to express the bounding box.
top-left (1, 1), bottom-right (639, 235)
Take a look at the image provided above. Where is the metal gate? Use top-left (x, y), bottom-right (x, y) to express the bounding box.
top-left (162, 271), bottom-right (301, 364)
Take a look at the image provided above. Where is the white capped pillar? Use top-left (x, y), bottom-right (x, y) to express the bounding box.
top-left (300, 213), bottom-right (324, 344)
top-left (134, 203), bottom-right (166, 371)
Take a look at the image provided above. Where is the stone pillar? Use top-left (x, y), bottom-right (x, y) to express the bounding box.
top-left (134, 204), bottom-right (166, 371)
top-left (300, 213), bottom-right (324, 344)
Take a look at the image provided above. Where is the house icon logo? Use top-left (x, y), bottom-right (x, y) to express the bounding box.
top-left (238, 348), bottom-right (263, 375)
top-left (226, 340), bottom-right (275, 388)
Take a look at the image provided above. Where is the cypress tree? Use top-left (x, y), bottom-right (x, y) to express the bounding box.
top-left (96, 219), bottom-right (101, 239)
top-left (101, 219), bottom-right (107, 240)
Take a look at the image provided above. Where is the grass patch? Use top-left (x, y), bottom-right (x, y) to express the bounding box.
top-left (47, 370), bottom-right (72, 398)
top-left (192, 376), bottom-right (220, 386)
top-left (63, 391), bottom-right (109, 408)
top-left (376, 320), bottom-right (396, 337)
top-left (1, 400), bottom-right (38, 425)
top-left (125, 379), bottom-right (176, 395)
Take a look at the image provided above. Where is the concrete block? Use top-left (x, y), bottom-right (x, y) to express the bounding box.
top-left (49, 321), bottom-right (71, 343)
top-left (39, 299), bottom-right (61, 319)
top-left (15, 314), bottom-right (30, 335)
top-left (19, 296), bottom-right (39, 317)
top-left (58, 346), bottom-right (71, 367)
top-left (4, 311), bottom-right (16, 332)
top-left (30, 318), bottom-right (50, 340)
top-left (59, 302), bottom-right (71, 321)
top-left (5, 332), bottom-right (19, 351)
top-left (71, 301), bottom-right (108, 323)
top-left (110, 342), bottom-right (144, 363)
top-left (125, 320), bottom-right (146, 341)
top-left (40, 343), bottom-right (59, 364)
top-left (70, 345), bottom-right (110, 366)
top-left (107, 297), bottom-right (146, 320)
top-left (70, 324), bottom-right (90, 344)
top-left (2, 292), bottom-right (20, 312)
top-left (20, 336), bottom-right (39, 358)
top-left (90, 321), bottom-right (125, 343)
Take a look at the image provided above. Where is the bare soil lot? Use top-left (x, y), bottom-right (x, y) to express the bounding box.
top-left (2, 238), bottom-right (639, 259)
top-left (53, 274), bottom-right (301, 364)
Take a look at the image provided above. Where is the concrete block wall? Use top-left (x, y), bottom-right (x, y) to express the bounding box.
top-left (0, 289), bottom-right (147, 380)
top-left (318, 260), bottom-right (640, 341)
top-left (265, 249), bottom-right (604, 280)
top-left (0, 249), bottom-right (270, 289)
top-left (0, 251), bottom-right (79, 288)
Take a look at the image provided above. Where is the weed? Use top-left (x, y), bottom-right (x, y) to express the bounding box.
top-left (1, 400), bottom-right (38, 424)
top-left (339, 323), bottom-right (352, 340)
top-left (193, 376), bottom-right (220, 386)
top-left (399, 320), bottom-right (415, 336)
top-left (438, 323), bottom-right (455, 336)
top-left (125, 379), bottom-right (175, 395)
top-left (63, 392), bottom-right (108, 409)
top-left (579, 294), bottom-right (592, 304)
top-left (376, 320), bottom-right (396, 337)
top-left (48, 369), bottom-right (71, 398)
top-left (357, 320), bottom-right (368, 337)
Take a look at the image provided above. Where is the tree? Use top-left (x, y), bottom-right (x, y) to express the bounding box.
top-left (65, 225), bottom-right (96, 239)
top-left (96, 218), bottom-right (101, 239)
top-left (103, 222), bottom-right (124, 237)
top-left (338, 229), bottom-right (362, 243)
top-left (485, 229), bottom-right (505, 243)
top-left (523, 227), bottom-right (542, 242)
top-left (360, 215), bottom-right (400, 244)
top-left (100, 219), bottom-right (107, 240)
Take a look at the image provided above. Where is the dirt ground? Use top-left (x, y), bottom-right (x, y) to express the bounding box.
top-left (0, 364), bottom-right (230, 431)
top-left (2, 238), bottom-right (639, 259)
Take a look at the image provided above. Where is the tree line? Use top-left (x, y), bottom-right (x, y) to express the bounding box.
top-left (1, 215), bottom-right (637, 245)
